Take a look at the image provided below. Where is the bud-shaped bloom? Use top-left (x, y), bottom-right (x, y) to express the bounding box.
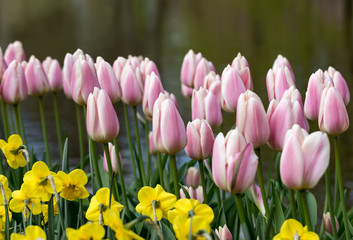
top-left (272, 54), bottom-right (295, 82)
top-left (96, 57), bottom-right (121, 103)
top-left (231, 52), bottom-right (252, 90)
top-left (318, 83), bottom-right (349, 136)
top-left (192, 88), bottom-right (222, 129)
top-left (236, 90), bottom-right (270, 148)
top-left (152, 93), bottom-right (186, 155)
top-left (86, 88), bottom-right (119, 143)
top-left (164, 91), bottom-right (179, 110)
top-left (140, 58), bottom-right (160, 81)
top-left (103, 142), bottom-right (122, 175)
top-left (0, 47), bottom-right (7, 79)
top-left (186, 167), bottom-right (200, 188)
top-left (215, 225), bottom-right (233, 240)
top-left (251, 184), bottom-right (265, 216)
top-left (194, 186), bottom-right (204, 203)
top-left (180, 49), bottom-right (203, 88)
top-left (266, 66), bottom-right (295, 102)
top-left (221, 65), bottom-right (246, 112)
top-left (25, 56), bottom-right (50, 96)
top-left (280, 124), bottom-right (330, 190)
top-left (62, 53), bottom-right (75, 99)
top-left (42, 57), bottom-right (63, 92)
top-left (181, 84), bottom-right (193, 99)
top-left (149, 131), bottom-right (157, 155)
top-left (185, 119), bottom-right (214, 160)
top-left (323, 212), bottom-right (339, 235)
top-left (267, 87), bottom-right (309, 151)
top-left (203, 72), bottom-right (221, 105)
top-left (212, 130), bottom-right (258, 194)
top-left (4, 41), bottom-right (26, 64)
top-left (194, 59), bottom-right (213, 90)
top-left (326, 66), bottom-right (350, 105)
top-left (1, 61), bottom-right (28, 104)
top-left (112, 56), bottom-right (127, 81)
top-left (143, 72), bottom-right (164, 120)
top-left (179, 185), bottom-right (204, 203)
top-left (120, 63), bottom-right (143, 106)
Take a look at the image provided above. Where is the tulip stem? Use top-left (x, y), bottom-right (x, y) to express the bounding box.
top-left (123, 103), bottom-right (139, 186)
top-left (324, 168), bottom-right (338, 238)
top-left (133, 106), bottom-right (147, 186)
top-left (89, 138), bottom-right (102, 190)
top-left (17, 105), bottom-right (27, 146)
top-left (0, 100), bottom-right (10, 139)
top-left (53, 92), bottom-right (63, 156)
top-left (13, 104), bottom-right (22, 136)
top-left (103, 143), bottom-right (119, 202)
top-left (299, 190), bottom-right (312, 231)
top-left (234, 194), bottom-right (247, 236)
top-left (144, 118), bottom-right (151, 181)
top-left (76, 104), bottom-right (85, 170)
top-left (198, 160), bottom-right (208, 204)
top-left (169, 155), bottom-right (179, 198)
top-left (333, 136), bottom-right (350, 239)
top-left (158, 152), bottom-right (164, 187)
top-left (38, 96), bottom-right (51, 168)
top-left (255, 148), bottom-right (269, 217)
top-left (289, 189), bottom-right (297, 219)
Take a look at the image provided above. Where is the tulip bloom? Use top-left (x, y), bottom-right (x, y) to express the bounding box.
top-left (327, 66), bottom-right (350, 105)
top-left (323, 212), bottom-right (339, 235)
top-left (25, 56), bottom-right (50, 96)
top-left (42, 57), bottom-right (63, 92)
top-left (4, 40), bottom-right (26, 64)
top-left (280, 124), bottom-right (330, 190)
top-left (143, 72), bottom-right (165, 120)
top-left (179, 185), bottom-right (204, 203)
top-left (266, 66), bottom-right (295, 102)
top-left (181, 83), bottom-right (193, 98)
top-left (215, 225), bottom-right (233, 240)
top-left (272, 54), bottom-right (295, 81)
top-left (112, 56), bottom-right (127, 81)
top-left (180, 49), bottom-right (203, 88)
top-left (186, 166), bottom-right (200, 188)
top-left (194, 58), bottom-right (214, 90)
top-left (103, 142), bottom-right (123, 175)
top-left (140, 58), bottom-right (160, 81)
top-left (62, 53), bottom-right (75, 99)
top-left (203, 71), bottom-right (222, 105)
top-left (212, 130), bottom-right (258, 194)
top-left (86, 88), bottom-right (119, 143)
top-left (120, 63), bottom-right (144, 106)
top-left (231, 52), bottom-right (253, 90)
top-left (236, 90), bottom-right (270, 148)
top-left (0, 47), bottom-right (7, 78)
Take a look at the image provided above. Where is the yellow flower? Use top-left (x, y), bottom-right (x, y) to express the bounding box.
top-left (66, 222), bottom-right (105, 240)
top-left (9, 183), bottom-right (41, 217)
top-left (57, 169), bottom-right (89, 201)
top-left (23, 161), bottom-right (62, 202)
top-left (0, 175), bottom-right (12, 205)
top-left (11, 225), bottom-right (46, 240)
top-left (173, 215), bottom-right (210, 240)
top-left (0, 134), bottom-right (26, 169)
top-left (41, 199), bottom-right (59, 224)
top-left (85, 187), bottom-right (124, 223)
top-left (168, 199), bottom-right (214, 225)
top-left (136, 184), bottom-right (176, 222)
top-left (105, 208), bottom-right (145, 240)
top-left (0, 205), bottom-right (12, 229)
top-left (273, 219), bottom-right (319, 240)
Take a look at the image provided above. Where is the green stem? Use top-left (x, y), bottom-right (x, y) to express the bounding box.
top-left (299, 190), bottom-right (312, 231)
top-left (17, 105), bottom-right (27, 150)
top-left (144, 118), bottom-right (151, 182)
top-left (255, 148), bottom-right (270, 216)
top-left (13, 104), bottom-right (21, 135)
top-left (333, 136), bottom-right (350, 239)
top-left (169, 155), bottom-right (179, 198)
top-left (0, 99), bottom-right (10, 139)
top-left (103, 143), bottom-right (119, 201)
top-left (158, 152), bottom-right (164, 187)
top-left (289, 189), bottom-right (297, 219)
top-left (38, 96), bottom-right (51, 168)
top-left (234, 194), bottom-right (247, 237)
top-left (133, 106), bottom-right (146, 186)
top-left (89, 138), bottom-right (102, 189)
top-left (324, 169), bottom-right (338, 238)
top-left (76, 104), bottom-right (85, 169)
top-left (198, 160), bottom-right (208, 204)
top-left (53, 92), bottom-right (63, 156)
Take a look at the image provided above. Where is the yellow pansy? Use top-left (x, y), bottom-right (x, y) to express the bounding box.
top-left (66, 222), bottom-right (105, 240)
top-left (273, 219), bottom-right (319, 240)
top-left (0, 134), bottom-right (26, 169)
top-left (23, 161), bottom-right (62, 202)
top-left (173, 215), bottom-right (210, 240)
top-left (168, 198), bottom-right (214, 225)
top-left (9, 183), bottom-right (41, 217)
top-left (85, 187), bottom-right (124, 223)
top-left (57, 169), bottom-right (89, 201)
top-left (41, 199), bottom-right (59, 224)
top-left (11, 225), bottom-right (46, 240)
top-left (0, 175), bottom-right (12, 205)
top-left (136, 184), bottom-right (176, 222)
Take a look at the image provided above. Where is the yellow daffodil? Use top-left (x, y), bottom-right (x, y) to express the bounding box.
top-left (66, 222), bottom-right (105, 240)
top-left (11, 225), bottom-right (46, 240)
top-left (173, 215), bottom-right (210, 240)
top-left (105, 208), bottom-right (145, 240)
top-left (57, 169), bottom-right (89, 201)
top-left (85, 187), bottom-right (124, 223)
top-left (0, 205), bottom-right (11, 229)
top-left (9, 183), bottom-right (41, 218)
top-left (41, 199), bottom-right (58, 224)
top-left (168, 199), bottom-right (214, 225)
top-left (23, 161), bottom-right (62, 202)
top-left (0, 175), bottom-right (12, 205)
top-left (0, 134), bottom-right (26, 169)
top-left (274, 219), bottom-right (319, 240)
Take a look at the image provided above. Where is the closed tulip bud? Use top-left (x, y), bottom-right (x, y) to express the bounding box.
top-left (195, 186), bottom-right (204, 203)
top-left (203, 71), bottom-right (221, 105)
top-left (96, 57), bottom-right (122, 103)
top-left (141, 58), bottom-right (160, 80)
top-left (86, 88), bottom-right (119, 143)
top-left (181, 84), bottom-right (193, 99)
top-left (251, 184), bottom-right (265, 216)
top-left (185, 119), bottom-right (214, 160)
top-left (186, 166), bottom-right (200, 188)
top-left (152, 93), bottom-right (186, 155)
top-left (149, 131), bottom-right (157, 155)
top-left (4, 41), bottom-right (26, 64)
top-left (212, 130), bottom-right (258, 194)
top-left (326, 66), bottom-right (350, 105)
top-left (272, 54), bottom-right (295, 82)
top-left (128, 55), bottom-right (143, 70)
top-left (180, 186), bottom-right (196, 199)
top-left (323, 212), bottom-right (339, 235)
top-left (215, 225), bottom-right (233, 240)
top-left (266, 66), bottom-right (295, 102)
top-left (180, 49), bottom-right (203, 88)
top-left (73, 48), bottom-right (85, 60)
top-left (164, 91), bottom-right (179, 110)
top-left (143, 72), bottom-right (165, 120)
top-left (221, 65), bottom-right (246, 112)
top-left (62, 53), bottom-right (75, 99)
top-left (194, 58), bottom-right (213, 90)
top-left (25, 56), bottom-right (50, 96)
top-left (120, 63), bottom-right (143, 106)
top-left (1, 61), bottom-right (28, 104)
top-left (192, 88), bottom-right (222, 129)
top-left (319, 83), bottom-right (349, 136)
top-left (42, 57), bottom-right (63, 92)
top-left (103, 142), bottom-right (122, 175)
top-left (236, 90), bottom-right (270, 148)
top-left (280, 125), bottom-right (330, 190)
top-left (112, 56), bottom-right (127, 81)
top-left (231, 52), bottom-right (253, 90)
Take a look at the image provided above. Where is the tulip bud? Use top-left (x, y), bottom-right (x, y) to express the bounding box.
top-left (304, 71), bottom-right (327, 120)
top-left (203, 71), bottom-right (221, 105)
top-left (181, 84), bottom-right (193, 99)
top-left (231, 52), bottom-right (253, 90)
top-left (103, 142), bottom-right (122, 175)
top-left (186, 167), bottom-right (200, 188)
top-left (194, 58), bottom-right (213, 90)
top-left (143, 72), bottom-right (164, 120)
top-left (140, 58), bottom-right (160, 81)
top-left (272, 54), bottom-right (295, 82)
top-left (149, 131), bottom-right (157, 155)
top-left (42, 57), bottom-right (63, 92)
top-left (215, 225), bottom-right (233, 240)
top-left (326, 66), bottom-right (350, 105)
top-left (319, 83), bottom-right (349, 136)
top-left (323, 212), bottom-right (339, 235)
top-left (62, 53), bottom-right (75, 99)
top-left (0, 47), bottom-right (7, 79)
top-left (251, 184), bottom-right (265, 216)
top-left (25, 56), bottom-right (50, 96)
top-left (180, 49), bottom-right (203, 88)
top-left (4, 41), bottom-right (26, 64)
top-left (180, 186), bottom-right (196, 199)
top-left (236, 90), bottom-right (270, 148)
top-left (120, 63), bottom-right (143, 106)
top-left (195, 186), bottom-right (204, 203)
top-left (266, 66), bottom-right (295, 102)
top-left (113, 56), bottom-right (127, 81)
top-left (164, 91), bottom-right (179, 110)
top-left (86, 88), bottom-right (119, 143)
top-left (152, 93), bottom-right (186, 155)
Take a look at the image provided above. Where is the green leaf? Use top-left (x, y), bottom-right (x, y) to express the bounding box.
top-left (272, 183), bottom-right (284, 233)
top-left (61, 138), bottom-right (69, 172)
top-left (306, 191), bottom-right (317, 230)
top-left (161, 221), bottom-right (176, 240)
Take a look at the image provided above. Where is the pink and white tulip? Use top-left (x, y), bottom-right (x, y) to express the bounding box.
top-left (113, 56), bottom-right (127, 81)
top-left (181, 84), bottom-right (193, 99)
top-left (103, 142), bottom-right (122, 175)
top-left (4, 41), bottom-right (26, 64)
top-left (180, 49), bottom-right (203, 88)
top-left (194, 58), bottom-right (214, 91)
top-left (0, 47), bottom-right (7, 79)
top-left (148, 131), bottom-right (157, 155)
top-left (203, 71), bottom-right (221, 105)
top-left (143, 72), bottom-right (164, 120)
top-left (251, 184), bottom-right (265, 216)
top-left (215, 225), bottom-right (233, 240)
top-left (62, 53), bottom-right (75, 99)
top-left (42, 57), bottom-right (63, 92)
top-left (231, 52), bottom-right (253, 90)
top-left (25, 56), bottom-right (50, 96)
top-left (120, 63), bottom-right (143, 106)
top-left (272, 54), bottom-right (295, 82)
top-left (323, 212), bottom-right (339, 235)
top-left (186, 166), bottom-right (200, 188)
top-left (266, 66), bottom-right (295, 102)
top-left (326, 66), bottom-right (350, 105)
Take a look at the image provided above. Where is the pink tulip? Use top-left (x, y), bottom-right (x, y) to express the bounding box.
top-left (179, 185), bottom-right (204, 203)
top-left (149, 131), bottom-right (157, 155)
top-left (319, 83), bottom-right (349, 136)
top-left (272, 54), bottom-right (295, 82)
top-left (120, 63), bottom-right (143, 106)
top-left (266, 66), bottom-right (295, 102)
top-left (231, 52), bottom-right (253, 90)
top-left (221, 65), bottom-right (246, 112)
top-left (152, 93), bottom-right (186, 155)
top-left (215, 225), bottom-right (233, 240)
top-left (42, 57), bottom-right (63, 92)
top-left (280, 124), bottom-right (330, 190)
top-left (185, 119), bottom-right (215, 160)
top-left (62, 53), bottom-right (75, 99)
top-left (180, 49), bottom-right (203, 88)
top-left (323, 212), bottom-right (339, 235)
top-left (113, 56), bottom-right (127, 80)
top-left (251, 184), bottom-right (265, 216)
top-left (212, 130), bottom-right (258, 194)
top-left (4, 41), bottom-right (26, 64)
top-left (192, 88), bottom-right (222, 129)
top-left (143, 72), bottom-right (165, 120)
top-left (186, 166), bottom-right (200, 188)
top-left (86, 88), bottom-right (119, 143)
top-left (194, 186), bottom-right (204, 203)
top-left (140, 58), bottom-right (160, 81)
top-left (326, 66), bottom-right (350, 105)
top-left (25, 56), bottom-right (50, 96)
top-left (181, 84), bottom-right (193, 99)
top-left (194, 58), bottom-right (213, 90)
top-left (0, 61), bottom-right (28, 104)
top-left (236, 90), bottom-right (270, 148)
top-left (203, 72), bottom-right (221, 105)
top-left (103, 142), bottom-right (122, 175)
top-left (0, 47), bottom-right (7, 79)
top-left (164, 91), bottom-right (179, 110)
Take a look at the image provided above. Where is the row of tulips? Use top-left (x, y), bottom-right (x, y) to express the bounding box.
top-left (0, 40), bottom-right (351, 239)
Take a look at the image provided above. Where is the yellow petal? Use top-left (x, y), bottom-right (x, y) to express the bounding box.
top-left (81, 222), bottom-right (105, 239)
top-left (301, 231), bottom-right (319, 240)
top-left (0, 140), bottom-right (7, 150)
top-left (25, 225), bottom-right (46, 240)
top-left (95, 188), bottom-right (110, 205)
top-left (10, 233), bottom-right (25, 240)
top-left (69, 169), bottom-right (88, 185)
top-left (32, 161), bottom-right (50, 178)
top-left (194, 204), bottom-right (214, 224)
top-left (279, 219), bottom-right (305, 238)
top-left (8, 134), bottom-right (23, 146)
top-left (9, 198), bottom-right (25, 213)
top-left (138, 186), bottom-right (155, 205)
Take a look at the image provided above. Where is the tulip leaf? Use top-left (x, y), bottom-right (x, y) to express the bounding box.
top-left (161, 221), bottom-right (176, 240)
top-left (272, 183), bottom-right (284, 232)
top-left (177, 162), bottom-right (188, 182)
top-left (306, 191), bottom-right (317, 229)
top-left (215, 205), bottom-right (227, 228)
top-left (61, 138), bottom-right (69, 173)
